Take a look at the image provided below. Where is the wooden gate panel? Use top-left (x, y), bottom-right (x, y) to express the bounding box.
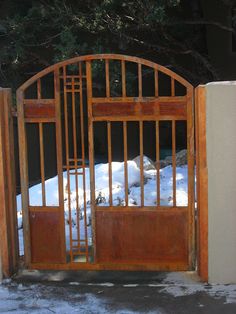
top-left (17, 54), bottom-right (195, 270)
top-left (95, 209), bottom-right (189, 267)
top-left (29, 208), bottom-right (65, 263)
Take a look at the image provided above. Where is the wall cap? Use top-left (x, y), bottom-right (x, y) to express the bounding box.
top-left (206, 81), bottom-right (236, 86)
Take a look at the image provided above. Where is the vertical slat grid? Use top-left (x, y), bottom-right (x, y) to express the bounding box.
top-left (154, 69), bottom-right (159, 97)
top-left (172, 120), bottom-right (176, 206)
top-left (171, 77), bottom-right (175, 97)
top-left (63, 66), bottom-right (73, 261)
top-left (121, 60), bottom-right (126, 97)
top-left (79, 61), bottom-right (89, 261)
top-left (71, 76), bottom-right (80, 244)
top-left (107, 121), bottom-right (113, 206)
top-left (39, 123), bottom-right (46, 206)
top-left (105, 60), bottom-right (110, 98)
top-left (54, 67), bottom-right (66, 262)
top-left (37, 79), bottom-right (41, 99)
top-left (138, 63), bottom-right (142, 98)
top-left (155, 121), bottom-right (160, 206)
top-left (139, 121), bottom-right (144, 206)
top-left (123, 121), bottom-right (128, 206)
top-left (86, 60), bottom-right (97, 261)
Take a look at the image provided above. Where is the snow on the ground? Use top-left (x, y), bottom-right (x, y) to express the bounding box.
top-left (17, 160), bottom-right (188, 255)
top-left (0, 277), bottom-right (236, 314)
top-left (0, 280), bottom-right (159, 314)
top-left (160, 272), bottom-right (236, 304)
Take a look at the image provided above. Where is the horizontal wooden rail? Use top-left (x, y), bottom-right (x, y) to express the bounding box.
top-left (92, 115), bottom-right (187, 122)
top-left (91, 96), bottom-right (187, 103)
top-left (24, 99), bottom-right (56, 119)
top-left (95, 206), bottom-right (188, 211)
top-left (92, 100), bottom-right (187, 119)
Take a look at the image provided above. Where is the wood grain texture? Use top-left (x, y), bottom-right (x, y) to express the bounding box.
top-left (17, 89), bottom-right (31, 266)
top-left (4, 90), bottom-right (19, 272)
top-left (92, 100), bottom-right (187, 119)
top-left (54, 68), bottom-right (66, 263)
top-left (29, 261), bottom-right (189, 271)
top-left (95, 210), bottom-right (189, 265)
top-left (186, 86), bottom-right (195, 269)
top-left (0, 89), bottom-right (18, 276)
top-left (24, 101), bottom-right (55, 119)
top-left (30, 209), bottom-right (65, 263)
top-left (195, 85), bottom-right (208, 282)
top-left (86, 60), bottom-right (97, 262)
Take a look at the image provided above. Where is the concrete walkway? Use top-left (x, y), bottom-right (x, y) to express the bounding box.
top-left (0, 270), bottom-right (236, 313)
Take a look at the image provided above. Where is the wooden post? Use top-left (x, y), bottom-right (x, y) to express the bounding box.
top-left (0, 88), bottom-right (18, 277)
top-left (195, 85), bottom-right (208, 282)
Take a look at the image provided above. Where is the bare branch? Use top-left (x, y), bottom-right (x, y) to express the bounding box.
top-left (112, 31), bottom-right (219, 80)
top-left (166, 20), bottom-right (235, 33)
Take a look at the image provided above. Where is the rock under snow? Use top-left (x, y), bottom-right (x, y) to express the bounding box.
top-left (133, 155), bottom-right (156, 171)
top-left (160, 149), bottom-right (187, 168)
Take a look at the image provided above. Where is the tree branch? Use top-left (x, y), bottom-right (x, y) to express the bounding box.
top-left (166, 20), bottom-right (235, 33)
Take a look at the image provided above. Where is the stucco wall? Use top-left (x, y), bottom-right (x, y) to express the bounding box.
top-left (206, 81), bottom-right (236, 283)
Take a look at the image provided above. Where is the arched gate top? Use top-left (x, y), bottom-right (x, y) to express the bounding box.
top-left (17, 54), bottom-right (193, 93)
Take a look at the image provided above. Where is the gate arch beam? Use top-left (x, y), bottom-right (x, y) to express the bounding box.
top-left (17, 54), bottom-right (192, 93)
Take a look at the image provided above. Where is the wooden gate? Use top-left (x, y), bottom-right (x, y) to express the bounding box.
top-left (17, 54), bottom-right (194, 270)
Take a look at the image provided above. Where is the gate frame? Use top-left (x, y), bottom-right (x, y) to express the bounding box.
top-left (195, 86), bottom-right (208, 282)
top-left (0, 54), bottom-right (209, 280)
top-left (0, 88), bottom-right (18, 278)
top-left (0, 60), bottom-right (209, 281)
top-left (16, 54), bottom-right (195, 271)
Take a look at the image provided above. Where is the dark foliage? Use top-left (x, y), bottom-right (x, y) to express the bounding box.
top-left (0, 0), bottom-right (234, 92)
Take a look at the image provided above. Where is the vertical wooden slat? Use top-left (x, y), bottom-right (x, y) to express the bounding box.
top-left (172, 120), bottom-right (176, 207)
top-left (86, 60), bottom-right (97, 261)
top-left (139, 121), bottom-right (144, 207)
top-left (171, 77), bottom-right (176, 206)
top-left (37, 79), bottom-right (42, 99)
top-left (155, 121), bottom-right (160, 206)
top-left (195, 85), bottom-right (208, 281)
top-left (107, 121), bottom-right (113, 206)
top-left (154, 69), bottom-right (159, 97)
top-left (121, 60), bottom-right (126, 98)
top-left (105, 60), bottom-right (110, 98)
top-left (187, 86), bottom-right (195, 269)
top-left (79, 61), bottom-right (89, 261)
top-left (17, 89), bottom-right (31, 266)
top-left (39, 123), bottom-right (46, 206)
top-left (138, 63), bottom-right (143, 205)
top-left (63, 66), bottom-right (73, 261)
top-left (171, 77), bottom-right (175, 97)
top-left (138, 63), bottom-right (142, 98)
top-left (123, 121), bottom-right (128, 206)
top-left (54, 67), bottom-right (66, 263)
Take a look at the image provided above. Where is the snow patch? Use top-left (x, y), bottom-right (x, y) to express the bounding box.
top-left (123, 284), bottom-right (139, 287)
top-left (160, 273), bottom-right (236, 304)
